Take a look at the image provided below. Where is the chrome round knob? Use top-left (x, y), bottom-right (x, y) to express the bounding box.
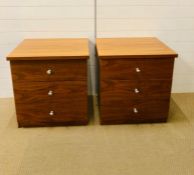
top-left (134, 88), bottom-right (140, 93)
top-left (46, 69), bottom-right (52, 75)
top-left (135, 67), bottom-right (141, 72)
top-left (133, 108), bottom-right (138, 114)
top-left (48, 90), bottom-right (53, 96)
top-left (49, 111), bottom-right (54, 116)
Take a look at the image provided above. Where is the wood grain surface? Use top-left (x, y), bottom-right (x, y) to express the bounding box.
top-left (100, 58), bottom-right (174, 80)
top-left (8, 39), bottom-right (89, 127)
top-left (10, 60), bottom-right (87, 81)
top-left (16, 103), bottom-right (88, 127)
top-left (97, 37), bottom-right (177, 124)
top-left (7, 38), bottom-right (89, 60)
top-left (14, 79), bottom-right (88, 127)
top-left (100, 80), bottom-right (172, 106)
top-left (96, 37), bottom-right (178, 59)
top-left (100, 99), bottom-right (170, 124)
top-left (14, 81), bottom-right (87, 104)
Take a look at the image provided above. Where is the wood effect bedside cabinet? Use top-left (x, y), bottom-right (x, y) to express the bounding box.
top-left (7, 38), bottom-right (89, 127)
top-left (96, 37), bottom-right (178, 124)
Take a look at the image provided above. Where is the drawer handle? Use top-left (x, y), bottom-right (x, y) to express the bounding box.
top-left (135, 67), bottom-right (141, 72)
top-left (46, 69), bottom-right (52, 75)
top-left (49, 111), bottom-right (54, 116)
top-left (133, 108), bottom-right (138, 114)
top-left (134, 88), bottom-right (140, 93)
top-left (48, 90), bottom-right (53, 96)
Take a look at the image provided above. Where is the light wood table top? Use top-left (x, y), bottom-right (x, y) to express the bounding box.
top-left (96, 37), bottom-right (178, 59)
top-left (7, 38), bottom-right (89, 60)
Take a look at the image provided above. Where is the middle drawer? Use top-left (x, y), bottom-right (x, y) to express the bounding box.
top-left (13, 81), bottom-right (87, 104)
top-left (100, 79), bottom-right (172, 106)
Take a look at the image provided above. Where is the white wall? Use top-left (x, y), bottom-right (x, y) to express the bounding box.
top-left (0, 0), bottom-right (95, 97)
top-left (97, 0), bottom-right (194, 93)
top-left (1, 0), bottom-right (194, 98)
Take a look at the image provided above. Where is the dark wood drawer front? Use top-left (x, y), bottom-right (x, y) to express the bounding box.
top-left (11, 60), bottom-right (87, 82)
top-left (16, 103), bottom-right (88, 127)
top-left (50, 103), bottom-right (87, 122)
top-left (100, 80), bottom-right (172, 106)
top-left (14, 82), bottom-right (52, 104)
top-left (14, 81), bottom-right (87, 104)
top-left (100, 58), bottom-right (174, 80)
top-left (100, 99), bottom-right (170, 124)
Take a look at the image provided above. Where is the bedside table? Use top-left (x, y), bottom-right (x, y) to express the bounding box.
top-left (7, 38), bottom-right (89, 127)
top-left (96, 37), bottom-right (178, 124)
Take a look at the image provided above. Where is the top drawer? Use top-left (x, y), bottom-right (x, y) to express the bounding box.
top-left (10, 60), bottom-right (87, 82)
top-left (100, 58), bottom-right (174, 80)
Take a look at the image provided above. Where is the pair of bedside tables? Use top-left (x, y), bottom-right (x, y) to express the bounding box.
top-left (7, 38), bottom-right (178, 127)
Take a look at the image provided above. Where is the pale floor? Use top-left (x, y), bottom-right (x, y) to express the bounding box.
top-left (0, 94), bottom-right (194, 175)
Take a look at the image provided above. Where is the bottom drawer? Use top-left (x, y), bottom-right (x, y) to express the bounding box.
top-left (15, 103), bottom-right (88, 127)
top-left (100, 99), bottom-right (170, 124)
